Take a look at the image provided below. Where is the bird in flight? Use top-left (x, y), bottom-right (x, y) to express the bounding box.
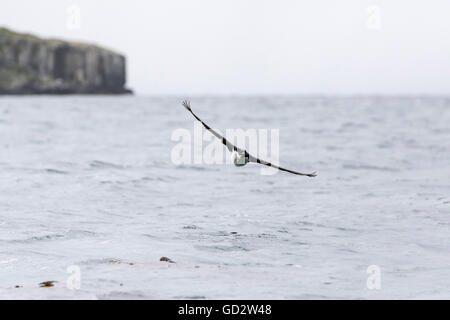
top-left (182, 100), bottom-right (317, 177)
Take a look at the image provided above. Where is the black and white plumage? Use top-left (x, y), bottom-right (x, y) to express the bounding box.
top-left (182, 100), bottom-right (317, 177)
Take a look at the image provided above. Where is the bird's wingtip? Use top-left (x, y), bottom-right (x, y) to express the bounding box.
top-left (182, 100), bottom-right (191, 111)
top-left (308, 171), bottom-right (318, 177)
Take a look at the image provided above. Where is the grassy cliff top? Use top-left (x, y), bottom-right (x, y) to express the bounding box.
top-left (0, 27), bottom-right (41, 41)
top-left (0, 26), bottom-right (121, 54)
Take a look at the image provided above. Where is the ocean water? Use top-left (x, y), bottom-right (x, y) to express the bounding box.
top-left (0, 95), bottom-right (449, 299)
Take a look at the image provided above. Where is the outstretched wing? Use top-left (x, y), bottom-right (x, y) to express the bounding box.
top-left (182, 100), bottom-right (317, 177)
top-left (182, 100), bottom-right (245, 153)
top-left (247, 154), bottom-right (317, 177)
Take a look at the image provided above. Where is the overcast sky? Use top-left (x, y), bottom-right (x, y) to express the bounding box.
top-left (1, 0), bottom-right (449, 95)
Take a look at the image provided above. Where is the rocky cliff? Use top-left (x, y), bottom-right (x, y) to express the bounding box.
top-left (0, 27), bottom-right (132, 94)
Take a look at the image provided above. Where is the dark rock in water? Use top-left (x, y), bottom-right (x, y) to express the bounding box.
top-left (39, 281), bottom-right (57, 287)
top-left (0, 27), bottom-right (132, 94)
top-left (160, 256), bottom-right (175, 263)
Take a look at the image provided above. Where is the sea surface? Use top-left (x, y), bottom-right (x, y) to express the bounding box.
top-left (0, 95), bottom-right (449, 299)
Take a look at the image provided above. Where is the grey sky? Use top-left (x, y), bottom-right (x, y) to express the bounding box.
top-left (1, 0), bottom-right (449, 95)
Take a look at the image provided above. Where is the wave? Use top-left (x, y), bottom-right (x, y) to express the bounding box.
top-left (45, 168), bottom-right (69, 174)
top-left (10, 230), bottom-right (98, 243)
top-left (90, 160), bottom-right (125, 169)
top-left (342, 163), bottom-right (399, 172)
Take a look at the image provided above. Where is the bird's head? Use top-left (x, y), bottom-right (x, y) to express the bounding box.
top-left (231, 151), bottom-right (238, 163)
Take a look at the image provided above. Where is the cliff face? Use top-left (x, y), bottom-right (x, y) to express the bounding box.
top-left (0, 27), bottom-right (132, 94)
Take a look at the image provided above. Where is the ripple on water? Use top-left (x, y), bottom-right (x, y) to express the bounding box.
top-left (97, 291), bottom-right (148, 300)
top-left (45, 168), bottom-right (69, 175)
top-left (183, 225), bottom-right (201, 230)
top-left (342, 163), bottom-right (399, 172)
top-left (79, 258), bottom-right (135, 266)
top-left (194, 244), bottom-right (252, 252)
top-left (173, 295), bottom-right (207, 299)
top-left (89, 160), bottom-right (125, 169)
top-left (10, 230), bottom-right (98, 243)
top-left (175, 165), bottom-right (220, 172)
